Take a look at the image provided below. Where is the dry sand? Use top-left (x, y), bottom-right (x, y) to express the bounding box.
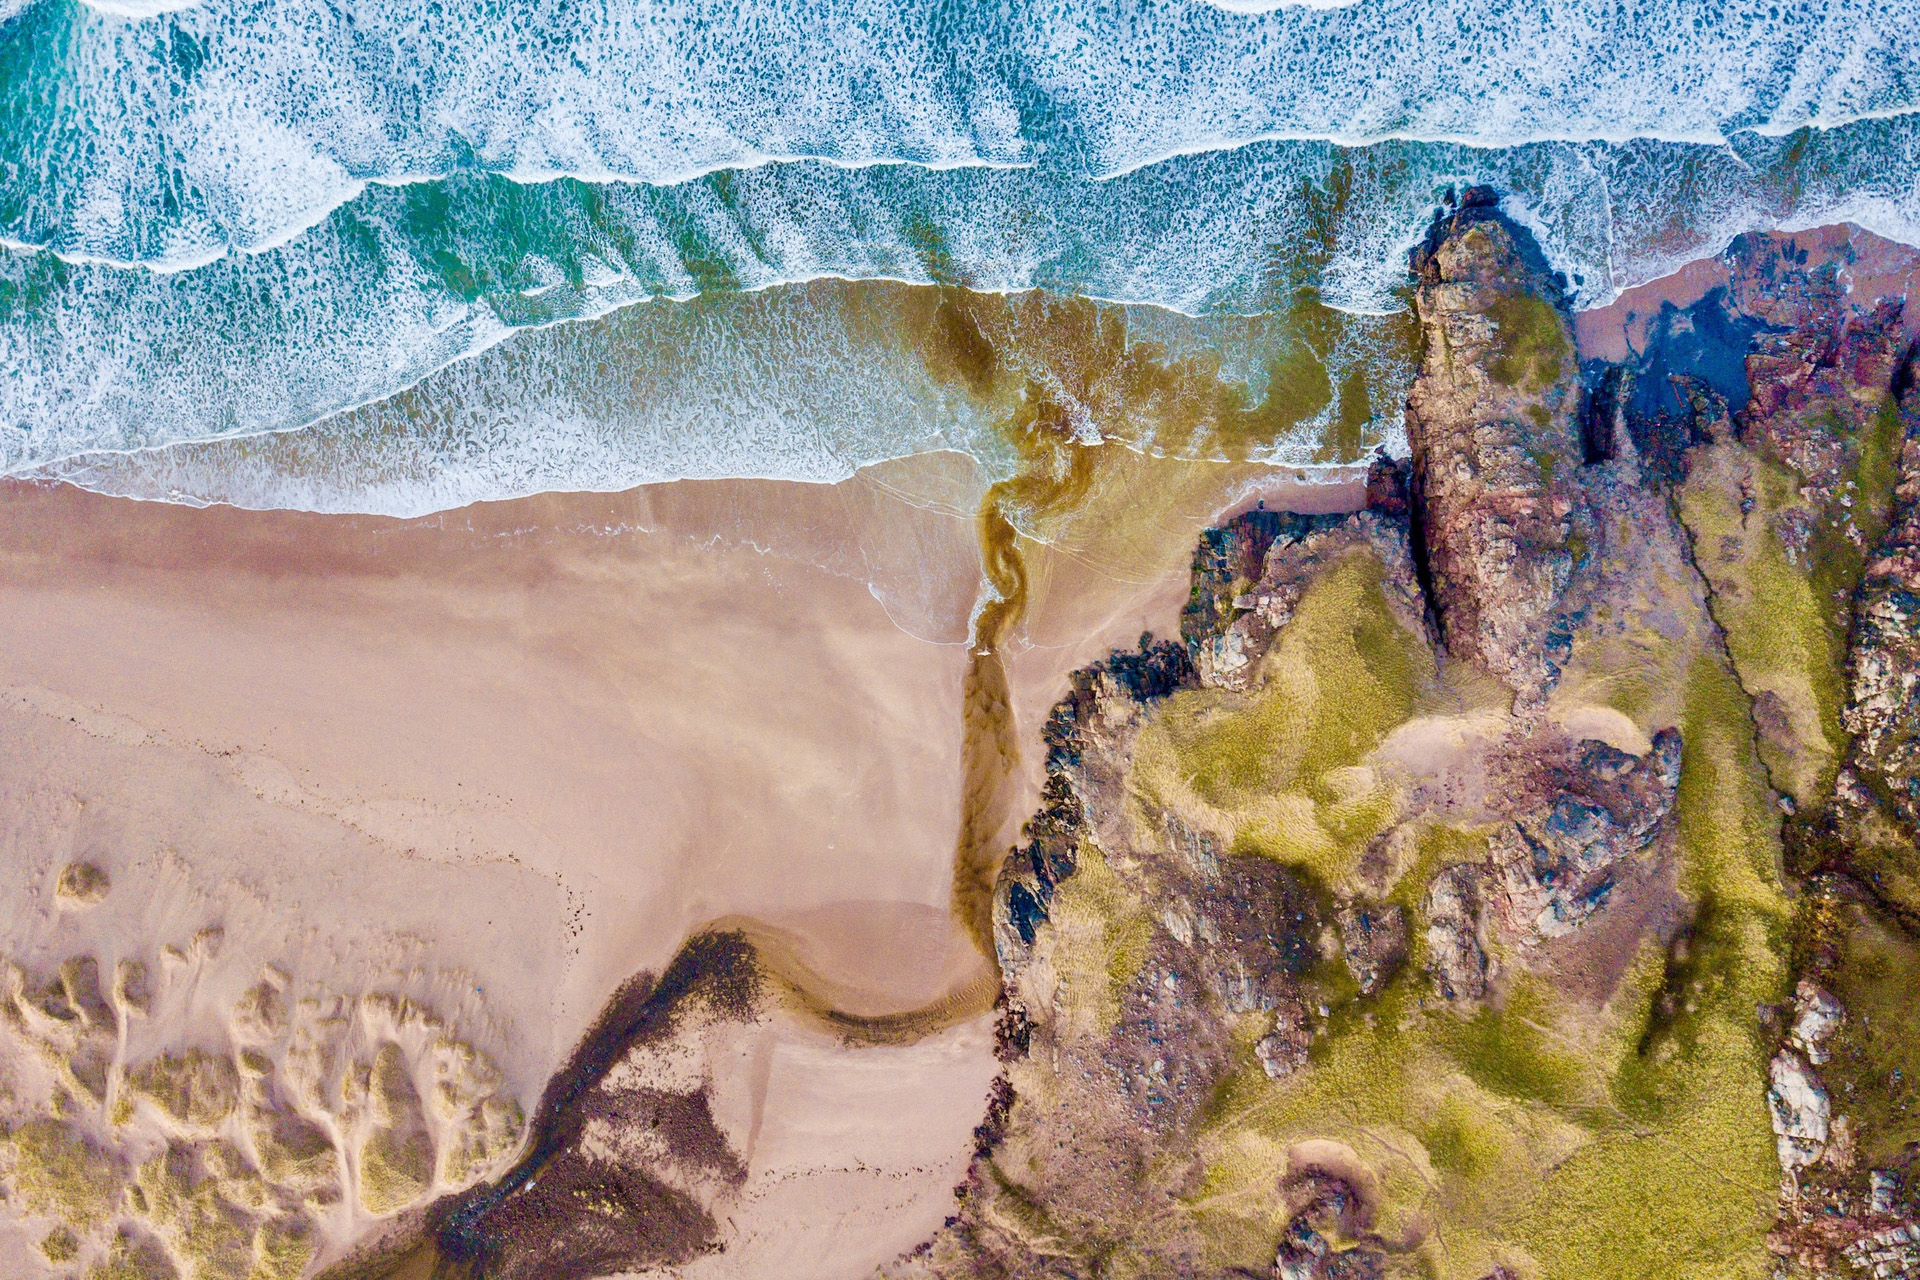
top-left (0, 446), bottom-right (1319, 1276)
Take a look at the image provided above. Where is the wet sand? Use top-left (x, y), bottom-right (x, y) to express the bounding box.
top-left (0, 446), bottom-right (1315, 1275)
top-left (0, 466), bottom-right (982, 1066)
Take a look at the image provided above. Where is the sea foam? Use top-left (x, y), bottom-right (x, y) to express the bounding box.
top-left (6, 120), bottom-right (1916, 518)
top-left (2, 0), bottom-right (1918, 268)
top-left (6, 120), bottom-right (1919, 508)
top-left (4, 0), bottom-right (1920, 516)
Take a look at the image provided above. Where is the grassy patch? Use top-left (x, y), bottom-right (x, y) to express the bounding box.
top-left (1131, 550), bottom-right (1431, 889)
top-left (4, 1117), bottom-right (123, 1231)
top-left (1174, 647), bottom-right (1789, 1279)
top-left (1486, 294), bottom-right (1571, 392)
top-left (1040, 838), bottom-right (1152, 1043)
top-left (1822, 903), bottom-right (1920, 1166)
top-left (1436, 981), bottom-right (1589, 1109)
top-left (127, 1049), bottom-right (240, 1135)
top-left (1678, 443), bottom-right (1844, 804)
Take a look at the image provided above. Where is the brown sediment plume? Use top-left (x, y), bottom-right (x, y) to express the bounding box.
top-left (918, 282), bottom-right (1415, 467)
top-left (950, 312), bottom-right (1106, 957)
top-left (936, 282), bottom-right (1406, 958)
top-left (953, 555), bottom-right (1025, 960)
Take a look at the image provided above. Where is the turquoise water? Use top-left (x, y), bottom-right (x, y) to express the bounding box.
top-left (2, 0), bottom-right (1918, 512)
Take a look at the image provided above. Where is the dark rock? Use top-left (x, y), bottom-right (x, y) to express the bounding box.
top-left (1403, 195), bottom-right (1589, 701)
top-left (1273, 1170), bottom-right (1387, 1280)
top-left (1335, 904), bottom-right (1407, 996)
top-left (1486, 730), bottom-right (1684, 942)
top-left (1363, 451), bottom-right (1411, 517)
top-left (1725, 233), bottom-right (1844, 333)
top-left (432, 934), bottom-right (759, 1280)
top-left (1102, 633), bottom-right (1195, 703)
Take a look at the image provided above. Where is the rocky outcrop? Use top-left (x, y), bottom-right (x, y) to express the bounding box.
top-left (899, 200), bottom-right (1920, 1280)
top-left (1483, 728), bottom-right (1684, 941)
top-left (1844, 365), bottom-right (1920, 839)
top-left (430, 934), bottom-right (757, 1280)
top-left (1740, 280), bottom-right (1906, 517)
top-left (1180, 491), bottom-right (1429, 696)
top-left (1764, 884), bottom-right (1920, 1278)
top-left (1422, 728), bottom-right (1684, 1004)
top-left (1404, 187), bottom-right (1589, 703)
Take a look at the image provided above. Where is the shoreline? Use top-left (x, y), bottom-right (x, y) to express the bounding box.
top-left (16, 223), bottom-right (1918, 528)
top-left (3, 213), bottom-right (1915, 1276)
top-left (0, 442), bottom-right (1308, 1276)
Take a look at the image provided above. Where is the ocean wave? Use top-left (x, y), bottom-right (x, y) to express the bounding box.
top-left (5, 120), bottom-right (1918, 502)
top-left (72, 0), bottom-right (201, 16)
top-left (27, 281), bottom-right (1411, 516)
top-left (3, 0), bottom-right (1918, 268)
top-left (1195, 0), bottom-right (1361, 12)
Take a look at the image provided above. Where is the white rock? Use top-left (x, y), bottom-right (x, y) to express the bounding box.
top-left (1768, 1048), bottom-right (1830, 1171)
top-left (1790, 982), bottom-right (1844, 1065)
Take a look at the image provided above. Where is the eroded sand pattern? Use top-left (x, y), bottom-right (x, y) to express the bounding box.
top-left (0, 920), bottom-right (522, 1278)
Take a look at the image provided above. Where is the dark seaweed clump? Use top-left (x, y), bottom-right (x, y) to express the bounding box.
top-left (427, 931), bottom-right (760, 1280)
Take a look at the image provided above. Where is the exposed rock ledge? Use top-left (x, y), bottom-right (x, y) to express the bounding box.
top-left (895, 194), bottom-right (1920, 1280)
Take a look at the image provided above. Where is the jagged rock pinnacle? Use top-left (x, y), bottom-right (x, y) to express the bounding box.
top-left (1404, 189), bottom-right (1589, 703)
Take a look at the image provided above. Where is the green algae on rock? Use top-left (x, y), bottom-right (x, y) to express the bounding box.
top-left (888, 194), bottom-right (1920, 1280)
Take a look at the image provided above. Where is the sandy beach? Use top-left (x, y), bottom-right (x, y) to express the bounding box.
top-left (0, 443), bottom-right (1314, 1275)
top-left (2, 217), bottom-right (1910, 1277)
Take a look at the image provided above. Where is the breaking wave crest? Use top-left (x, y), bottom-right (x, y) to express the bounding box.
top-left (5, 120), bottom-right (1919, 514)
top-left (3, 0), bottom-right (1918, 268)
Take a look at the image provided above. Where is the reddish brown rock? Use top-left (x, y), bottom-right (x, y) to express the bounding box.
top-left (1741, 298), bottom-right (1907, 508)
top-left (1403, 189), bottom-right (1588, 703)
